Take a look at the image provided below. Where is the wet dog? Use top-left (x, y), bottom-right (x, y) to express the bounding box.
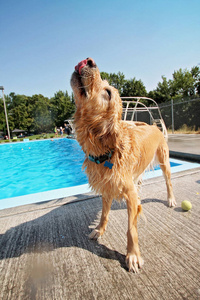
top-left (70, 58), bottom-right (176, 272)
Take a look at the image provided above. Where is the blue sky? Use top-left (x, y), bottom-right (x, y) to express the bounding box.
top-left (0, 0), bottom-right (200, 98)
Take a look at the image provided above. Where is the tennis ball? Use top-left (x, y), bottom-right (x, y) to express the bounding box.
top-left (181, 200), bottom-right (192, 211)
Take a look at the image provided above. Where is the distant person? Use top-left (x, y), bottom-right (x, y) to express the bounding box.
top-left (54, 126), bottom-right (58, 137)
top-left (64, 122), bottom-right (72, 135)
top-left (60, 126), bottom-right (63, 136)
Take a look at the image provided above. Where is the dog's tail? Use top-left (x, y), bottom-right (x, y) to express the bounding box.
top-left (137, 204), bottom-right (142, 216)
top-left (137, 204), bottom-right (147, 223)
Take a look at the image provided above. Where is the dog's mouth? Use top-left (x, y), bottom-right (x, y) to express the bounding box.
top-left (74, 58), bottom-right (97, 75)
top-left (71, 58), bottom-right (100, 99)
top-left (72, 58), bottom-right (97, 97)
top-left (75, 59), bottom-right (87, 75)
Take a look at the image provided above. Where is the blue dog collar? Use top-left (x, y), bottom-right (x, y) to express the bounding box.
top-left (88, 150), bottom-right (114, 169)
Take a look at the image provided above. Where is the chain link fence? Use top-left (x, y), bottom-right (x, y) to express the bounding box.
top-left (122, 98), bottom-right (200, 132)
top-left (159, 98), bottom-right (200, 132)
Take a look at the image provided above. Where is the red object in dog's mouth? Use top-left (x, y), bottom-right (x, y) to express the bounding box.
top-left (75, 59), bottom-right (87, 75)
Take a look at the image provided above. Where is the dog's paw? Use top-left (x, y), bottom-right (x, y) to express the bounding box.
top-left (126, 254), bottom-right (144, 273)
top-left (168, 197), bottom-right (177, 207)
top-left (89, 229), bottom-right (101, 240)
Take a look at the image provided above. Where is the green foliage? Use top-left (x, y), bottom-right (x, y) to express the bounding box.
top-left (32, 94), bottom-right (52, 133)
top-left (170, 68), bottom-right (196, 97)
top-left (101, 72), bottom-right (126, 95)
top-left (100, 72), bottom-right (147, 97)
top-left (0, 91), bottom-right (75, 135)
top-left (148, 76), bottom-right (171, 104)
top-left (121, 78), bottom-right (147, 97)
top-left (0, 99), bottom-right (5, 132)
top-left (191, 66), bottom-right (200, 95)
top-left (149, 66), bottom-right (200, 102)
top-left (7, 94), bottom-right (32, 131)
top-left (50, 90), bottom-right (75, 126)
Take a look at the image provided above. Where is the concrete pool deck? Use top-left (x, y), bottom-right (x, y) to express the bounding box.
top-left (0, 134), bottom-right (200, 299)
top-left (0, 168), bottom-right (200, 299)
top-left (168, 133), bottom-right (200, 162)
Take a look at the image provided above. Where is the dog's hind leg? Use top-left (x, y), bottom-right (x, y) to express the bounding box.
top-left (124, 184), bottom-right (144, 272)
top-left (89, 196), bottom-right (113, 240)
top-left (156, 141), bottom-right (176, 207)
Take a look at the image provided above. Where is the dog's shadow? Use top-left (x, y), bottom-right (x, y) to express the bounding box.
top-left (0, 196), bottom-right (127, 269)
top-left (141, 198), bottom-right (168, 206)
top-left (0, 196), bottom-right (168, 269)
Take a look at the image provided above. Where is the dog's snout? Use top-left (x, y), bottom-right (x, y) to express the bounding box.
top-left (87, 58), bottom-right (96, 68)
top-left (74, 58), bottom-right (97, 75)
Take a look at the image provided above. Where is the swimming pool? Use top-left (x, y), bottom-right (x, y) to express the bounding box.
top-left (0, 138), bottom-right (199, 210)
top-left (0, 138), bottom-right (87, 199)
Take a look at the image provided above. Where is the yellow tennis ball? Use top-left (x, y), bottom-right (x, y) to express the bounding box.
top-left (181, 200), bottom-right (192, 211)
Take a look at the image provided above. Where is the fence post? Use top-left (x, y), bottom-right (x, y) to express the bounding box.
top-left (171, 99), bottom-right (174, 133)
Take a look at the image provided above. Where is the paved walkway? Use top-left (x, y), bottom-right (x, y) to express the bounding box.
top-left (168, 134), bottom-right (200, 162)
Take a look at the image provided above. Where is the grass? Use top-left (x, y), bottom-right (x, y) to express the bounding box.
top-left (0, 124), bottom-right (199, 144)
top-left (0, 133), bottom-right (68, 144)
top-left (167, 124), bottom-right (200, 134)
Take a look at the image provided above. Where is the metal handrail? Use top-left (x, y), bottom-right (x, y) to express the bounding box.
top-left (121, 97), bottom-right (164, 122)
top-left (121, 97), bottom-right (168, 139)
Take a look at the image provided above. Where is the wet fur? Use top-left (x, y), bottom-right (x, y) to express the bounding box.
top-left (71, 58), bottom-right (176, 272)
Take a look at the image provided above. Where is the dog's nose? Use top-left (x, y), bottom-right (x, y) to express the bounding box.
top-left (86, 58), bottom-right (96, 68)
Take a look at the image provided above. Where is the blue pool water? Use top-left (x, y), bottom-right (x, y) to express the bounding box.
top-left (0, 138), bottom-right (199, 210)
top-left (154, 161), bottom-right (181, 170)
top-left (0, 138), bottom-right (88, 200)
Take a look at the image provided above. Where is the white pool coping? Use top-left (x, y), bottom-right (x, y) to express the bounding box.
top-left (0, 158), bottom-right (199, 210)
top-left (143, 158), bottom-right (200, 179)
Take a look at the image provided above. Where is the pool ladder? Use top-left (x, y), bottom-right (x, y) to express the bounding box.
top-left (121, 97), bottom-right (168, 140)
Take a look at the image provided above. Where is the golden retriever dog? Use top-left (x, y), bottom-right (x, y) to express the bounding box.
top-left (70, 58), bottom-right (176, 272)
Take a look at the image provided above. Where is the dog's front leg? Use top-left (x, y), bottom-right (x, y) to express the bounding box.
top-left (89, 196), bottom-right (113, 240)
top-left (125, 186), bottom-right (144, 273)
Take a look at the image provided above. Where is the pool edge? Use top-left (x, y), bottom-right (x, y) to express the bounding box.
top-left (0, 158), bottom-right (199, 210)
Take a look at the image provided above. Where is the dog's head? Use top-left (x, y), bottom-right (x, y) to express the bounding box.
top-left (70, 58), bottom-right (122, 122)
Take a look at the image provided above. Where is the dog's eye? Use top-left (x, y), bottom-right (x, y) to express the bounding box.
top-left (105, 89), bottom-right (111, 100)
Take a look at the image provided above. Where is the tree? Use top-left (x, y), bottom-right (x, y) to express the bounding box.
top-left (121, 78), bottom-right (147, 97)
top-left (6, 93), bottom-right (34, 132)
top-left (191, 66), bottom-right (200, 95)
top-left (148, 76), bottom-right (171, 103)
top-left (170, 68), bottom-right (196, 97)
top-left (50, 91), bottom-right (75, 126)
top-left (101, 72), bottom-right (126, 95)
top-left (100, 71), bottom-right (147, 98)
top-left (32, 94), bottom-right (52, 133)
top-left (148, 65), bottom-right (200, 103)
top-left (0, 97), bottom-right (6, 132)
